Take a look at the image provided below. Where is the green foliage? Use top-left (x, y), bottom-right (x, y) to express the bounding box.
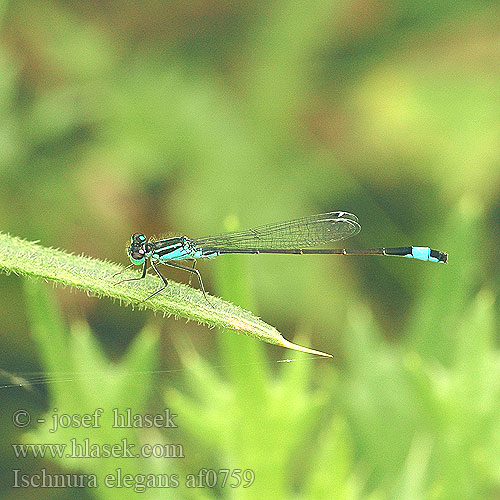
top-left (24, 279), bottom-right (160, 500)
top-left (18, 235), bottom-right (500, 499)
top-left (21, 274), bottom-right (346, 500)
top-left (1, 1), bottom-right (499, 499)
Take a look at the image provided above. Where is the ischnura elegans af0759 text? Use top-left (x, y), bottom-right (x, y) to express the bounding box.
top-left (114, 211), bottom-right (447, 306)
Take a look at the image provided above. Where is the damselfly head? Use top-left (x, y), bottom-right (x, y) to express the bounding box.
top-left (127, 233), bottom-right (149, 265)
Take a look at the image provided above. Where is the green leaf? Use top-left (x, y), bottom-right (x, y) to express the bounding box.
top-left (24, 279), bottom-right (162, 497)
top-left (0, 231), bottom-right (331, 357)
top-left (169, 342), bottom-right (333, 499)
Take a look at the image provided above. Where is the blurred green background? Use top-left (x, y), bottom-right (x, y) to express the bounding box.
top-left (1, 0), bottom-right (499, 499)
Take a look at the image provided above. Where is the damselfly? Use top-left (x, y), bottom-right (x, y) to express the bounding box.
top-left (114, 211), bottom-right (447, 306)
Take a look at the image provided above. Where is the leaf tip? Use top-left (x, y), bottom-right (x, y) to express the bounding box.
top-left (279, 338), bottom-right (333, 358)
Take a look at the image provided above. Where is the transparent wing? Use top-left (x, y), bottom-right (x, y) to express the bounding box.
top-left (193, 211), bottom-right (361, 250)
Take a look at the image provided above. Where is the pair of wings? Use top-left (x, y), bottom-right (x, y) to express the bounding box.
top-left (193, 211), bottom-right (361, 250)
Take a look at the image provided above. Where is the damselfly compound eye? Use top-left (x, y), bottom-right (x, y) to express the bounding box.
top-left (129, 252), bottom-right (145, 265)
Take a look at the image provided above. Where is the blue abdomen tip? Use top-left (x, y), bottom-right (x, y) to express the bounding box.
top-left (410, 247), bottom-right (431, 261)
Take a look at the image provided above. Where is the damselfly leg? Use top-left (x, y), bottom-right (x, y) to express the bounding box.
top-left (139, 260), bottom-right (169, 303)
top-left (111, 263), bottom-right (134, 279)
top-left (113, 261), bottom-right (148, 284)
top-left (163, 260), bottom-right (213, 308)
top-left (186, 259), bottom-right (197, 286)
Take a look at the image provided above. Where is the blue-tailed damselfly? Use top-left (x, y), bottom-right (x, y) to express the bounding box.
top-left (115, 211), bottom-right (447, 306)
